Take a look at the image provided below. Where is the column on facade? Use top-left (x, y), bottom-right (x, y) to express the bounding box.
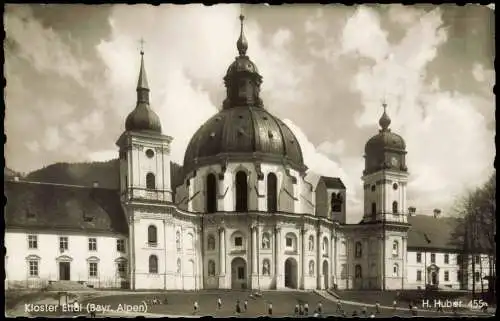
top-left (252, 226), bottom-right (258, 274)
top-left (219, 228), bottom-right (226, 275)
top-left (274, 227), bottom-right (281, 286)
top-left (401, 236), bottom-right (407, 288)
top-left (301, 227), bottom-right (306, 288)
top-left (379, 235), bottom-right (385, 290)
top-left (217, 177), bottom-right (225, 211)
top-left (332, 236), bottom-right (337, 288)
top-left (316, 228), bottom-right (321, 289)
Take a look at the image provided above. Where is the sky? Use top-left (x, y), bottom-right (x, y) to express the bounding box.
top-left (4, 4), bottom-right (495, 223)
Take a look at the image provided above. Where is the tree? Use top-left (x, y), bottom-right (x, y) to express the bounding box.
top-left (452, 172), bottom-right (496, 296)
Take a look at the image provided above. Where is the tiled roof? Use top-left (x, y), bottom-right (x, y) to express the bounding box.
top-left (320, 176), bottom-right (346, 189)
top-left (4, 180), bottom-right (128, 235)
top-left (407, 215), bottom-right (462, 251)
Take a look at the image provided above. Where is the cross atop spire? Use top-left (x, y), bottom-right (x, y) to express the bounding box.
top-left (139, 37), bottom-right (146, 55)
top-left (379, 101), bottom-right (391, 131)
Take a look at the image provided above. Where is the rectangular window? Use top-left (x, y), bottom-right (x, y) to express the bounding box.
top-left (117, 262), bottom-right (127, 278)
top-left (475, 256), bottom-right (480, 264)
top-left (416, 252), bottom-right (422, 263)
top-left (29, 260), bottom-right (39, 277)
top-left (457, 270), bottom-right (461, 282)
top-left (89, 262), bottom-right (98, 278)
top-left (416, 270), bottom-right (422, 281)
top-left (444, 254), bottom-right (449, 264)
top-left (235, 237), bottom-right (243, 247)
top-left (430, 253), bottom-right (436, 263)
top-left (237, 267), bottom-right (244, 280)
top-left (117, 239), bottom-right (126, 253)
top-left (28, 235), bottom-right (38, 249)
top-left (59, 237), bottom-right (69, 251)
top-left (88, 238), bottom-right (97, 251)
top-left (475, 272), bottom-right (480, 282)
top-left (286, 237), bottom-right (293, 247)
top-left (444, 271), bottom-right (449, 281)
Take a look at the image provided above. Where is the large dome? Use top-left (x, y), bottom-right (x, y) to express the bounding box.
top-left (183, 106), bottom-right (305, 173)
top-left (183, 14), bottom-right (306, 174)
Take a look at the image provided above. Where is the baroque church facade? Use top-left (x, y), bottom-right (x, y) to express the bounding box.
top-left (5, 15), bottom-right (491, 292)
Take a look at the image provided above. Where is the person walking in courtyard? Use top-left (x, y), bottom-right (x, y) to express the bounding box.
top-left (294, 304), bottom-right (299, 316)
top-left (317, 302), bottom-right (323, 315)
top-left (193, 301), bottom-right (198, 315)
top-left (393, 299), bottom-right (397, 314)
top-left (235, 300), bottom-right (241, 315)
top-left (244, 299), bottom-right (248, 312)
top-left (375, 301), bottom-right (380, 314)
top-left (336, 299), bottom-right (343, 314)
top-left (217, 297), bottom-right (222, 310)
top-left (304, 302), bottom-right (309, 316)
top-left (299, 303), bottom-right (304, 316)
top-left (268, 302), bottom-right (273, 316)
top-left (362, 306), bottom-right (367, 316)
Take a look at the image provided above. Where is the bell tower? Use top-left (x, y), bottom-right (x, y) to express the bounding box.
top-left (361, 103), bottom-right (408, 224)
top-left (116, 49), bottom-right (174, 205)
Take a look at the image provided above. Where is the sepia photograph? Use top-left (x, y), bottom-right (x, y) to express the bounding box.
top-left (4, 3), bottom-right (495, 318)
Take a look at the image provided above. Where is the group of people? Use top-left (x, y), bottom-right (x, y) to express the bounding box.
top-left (294, 302), bottom-right (323, 317)
top-left (336, 299), bottom-right (378, 318)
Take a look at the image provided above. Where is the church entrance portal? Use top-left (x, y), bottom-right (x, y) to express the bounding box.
top-left (431, 272), bottom-right (438, 286)
top-left (284, 258), bottom-right (298, 289)
top-left (322, 260), bottom-right (329, 289)
top-left (231, 257), bottom-right (247, 289)
top-left (59, 262), bottom-right (71, 281)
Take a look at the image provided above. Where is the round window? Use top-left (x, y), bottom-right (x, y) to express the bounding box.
top-left (146, 149), bottom-right (155, 158)
top-left (393, 183), bottom-right (398, 190)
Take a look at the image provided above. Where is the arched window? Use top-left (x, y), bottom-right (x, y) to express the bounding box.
top-left (208, 260), bottom-right (216, 276)
top-left (148, 225), bottom-right (157, 244)
top-left (393, 263), bottom-right (399, 277)
top-left (176, 258), bottom-right (181, 274)
top-left (355, 264), bottom-right (362, 278)
top-left (331, 193), bottom-right (342, 212)
top-left (308, 235), bottom-right (315, 251)
top-left (176, 231), bottom-right (181, 250)
top-left (262, 259), bottom-right (271, 276)
top-left (341, 241), bottom-right (347, 255)
top-left (149, 255), bottom-right (158, 273)
top-left (371, 202), bottom-right (377, 219)
top-left (206, 173), bottom-right (217, 213)
top-left (207, 235), bottom-right (216, 251)
top-left (355, 242), bottom-right (362, 258)
top-left (235, 171), bottom-right (248, 212)
top-left (261, 233), bottom-right (270, 249)
top-left (323, 237), bottom-right (329, 256)
top-left (267, 173), bottom-right (278, 212)
top-left (309, 260), bottom-right (315, 276)
top-left (146, 172), bottom-right (156, 190)
top-left (392, 241), bottom-right (399, 257)
top-left (392, 201), bottom-right (398, 214)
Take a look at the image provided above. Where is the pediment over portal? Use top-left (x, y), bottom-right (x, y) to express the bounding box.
top-left (56, 255), bottom-right (73, 262)
top-left (427, 263), bottom-right (439, 271)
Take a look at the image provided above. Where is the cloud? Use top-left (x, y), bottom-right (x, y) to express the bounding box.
top-left (5, 5), bottom-right (89, 85)
top-left (338, 5), bottom-right (495, 214)
top-left (43, 127), bottom-right (62, 151)
top-left (96, 4), bottom-right (316, 162)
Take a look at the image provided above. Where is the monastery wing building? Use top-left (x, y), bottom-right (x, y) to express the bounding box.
top-left (4, 15), bottom-right (492, 292)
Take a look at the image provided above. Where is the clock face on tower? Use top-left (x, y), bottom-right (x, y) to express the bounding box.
top-left (391, 156), bottom-right (399, 167)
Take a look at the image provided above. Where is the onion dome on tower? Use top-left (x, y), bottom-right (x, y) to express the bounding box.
top-left (124, 50), bottom-right (162, 133)
top-left (183, 15), bottom-right (306, 174)
top-left (364, 103), bottom-right (407, 175)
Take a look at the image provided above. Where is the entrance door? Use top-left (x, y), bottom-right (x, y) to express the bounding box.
top-left (231, 257), bottom-right (247, 289)
top-left (59, 262), bottom-right (71, 280)
top-left (322, 260), bottom-right (329, 289)
top-left (431, 272), bottom-right (437, 285)
top-left (284, 258), bottom-right (297, 289)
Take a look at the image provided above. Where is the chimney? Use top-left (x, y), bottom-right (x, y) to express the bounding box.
top-left (408, 206), bottom-right (416, 216)
top-left (92, 181), bottom-right (99, 188)
top-left (433, 208), bottom-right (441, 218)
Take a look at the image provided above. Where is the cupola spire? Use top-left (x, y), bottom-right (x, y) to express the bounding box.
top-left (379, 102), bottom-right (391, 131)
top-left (137, 39), bottom-right (150, 104)
top-left (237, 14), bottom-right (248, 56)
